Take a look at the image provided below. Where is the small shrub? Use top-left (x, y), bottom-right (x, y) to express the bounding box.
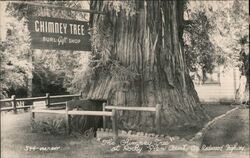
top-left (31, 118), bottom-right (66, 135)
top-left (71, 128), bottom-right (95, 141)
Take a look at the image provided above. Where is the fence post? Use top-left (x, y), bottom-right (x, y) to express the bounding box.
top-left (102, 103), bottom-right (106, 129)
top-left (112, 109), bottom-right (118, 143)
top-left (30, 105), bottom-right (35, 131)
top-left (22, 101), bottom-right (28, 112)
top-left (79, 92), bottom-right (82, 99)
top-left (11, 95), bottom-right (17, 114)
top-left (45, 93), bottom-right (50, 108)
top-left (155, 104), bottom-right (162, 135)
top-left (65, 102), bottom-right (71, 135)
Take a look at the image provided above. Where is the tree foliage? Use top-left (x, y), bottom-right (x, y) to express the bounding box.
top-left (0, 9), bottom-right (32, 98)
top-left (184, 9), bottom-right (216, 76)
top-left (32, 50), bottom-right (90, 96)
top-left (184, 0), bottom-right (249, 80)
top-left (1, 1), bottom-right (90, 97)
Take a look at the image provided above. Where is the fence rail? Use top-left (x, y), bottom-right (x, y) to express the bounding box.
top-left (50, 102), bottom-right (67, 106)
top-left (0, 93), bottom-right (82, 113)
top-left (15, 96), bottom-right (47, 101)
top-left (105, 106), bottom-right (156, 112)
top-left (0, 98), bottom-right (12, 102)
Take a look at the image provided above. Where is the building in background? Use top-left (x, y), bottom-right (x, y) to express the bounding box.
top-left (193, 66), bottom-right (242, 103)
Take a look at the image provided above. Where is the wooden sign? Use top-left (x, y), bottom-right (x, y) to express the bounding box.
top-left (28, 16), bottom-right (91, 51)
top-left (33, 101), bottom-right (46, 109)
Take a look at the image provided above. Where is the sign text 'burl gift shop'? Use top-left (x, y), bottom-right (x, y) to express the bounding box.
top-left (28, 16), bottom-right (91, 51)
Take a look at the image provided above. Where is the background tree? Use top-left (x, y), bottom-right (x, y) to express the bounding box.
top-left (32, 50), bottom-right (90, 96)
top-left (1, 1), bottom-right (93, 132)
top-left (1, 1), bottom-right (90, 97)
top-left (184, 0), bottom-right (249, 102)
top-left (0, 12), bottom-right (32, 98)
top-left (183, 8), bottom-right (217, 83)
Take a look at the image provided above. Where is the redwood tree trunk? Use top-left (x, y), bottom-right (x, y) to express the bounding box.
top-left (86, 1), bottom-right (208, 133)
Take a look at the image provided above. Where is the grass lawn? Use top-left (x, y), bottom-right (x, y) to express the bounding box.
top-left (1, 104), bottom-right (249, 158)
top-left (202, 105), bottom-right (249, 146)
top-left (203, 103), bottom-right (235, 118)
top-left (161, 104), bottom-right (235, 139)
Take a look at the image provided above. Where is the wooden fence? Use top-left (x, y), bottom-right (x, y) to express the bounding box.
top-left (1, 94), bottom-right (162, 142)
top-left (0, 93), bottom-right (82, 114)
top-left (30, 101), bottom-right (162, 142)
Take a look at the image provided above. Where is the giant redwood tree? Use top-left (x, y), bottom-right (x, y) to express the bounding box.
top-left (85, 1), bottom-right (209, 133)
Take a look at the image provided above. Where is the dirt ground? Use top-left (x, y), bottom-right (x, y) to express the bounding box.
top-left (1, 105), bottom-right (249, 158)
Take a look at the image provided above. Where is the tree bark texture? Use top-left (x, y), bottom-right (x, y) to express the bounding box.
top-left (86, 0), bottom-right (208, 133)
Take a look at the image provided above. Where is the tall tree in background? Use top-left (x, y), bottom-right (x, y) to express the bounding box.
top-left (86, 1), bottom-right (209, 132)
top-left (183, 8), bottom-right (217, 83)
